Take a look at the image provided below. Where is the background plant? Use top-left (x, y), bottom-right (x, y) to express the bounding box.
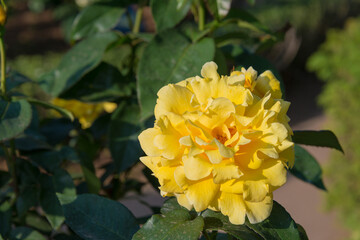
top-left (308, 17), bottom-right (360, 240)
top-left (0, 0), bottom-right (343, 239)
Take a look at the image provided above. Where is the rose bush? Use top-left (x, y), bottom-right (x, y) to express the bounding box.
top-left (139, 61), bottom-right (294, 224)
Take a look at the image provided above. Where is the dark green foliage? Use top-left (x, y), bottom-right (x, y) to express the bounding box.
top-left (293, 130), bottom-right (343, 152)
top-left (57, 194), bottom-right (139, 240)
top-left (0, 99), bottom-right (32, 141)
top-left (290, 145), bottom-right (326, 190)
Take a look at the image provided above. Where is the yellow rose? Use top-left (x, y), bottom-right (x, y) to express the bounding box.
top-left (138, 62), bottom-right (294, 224)
top-left (52, 98), bottom-right (117, 129)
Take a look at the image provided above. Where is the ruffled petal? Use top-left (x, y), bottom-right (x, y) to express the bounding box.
top-left (183, 155), bottom-right (212, 181)
top-left (243, 180), bottom-right (269, 202)
top-left (255, 70), bottom-right (282, 99)
top-left (201, 61), bottom-right (220, 81)
top-left (186, 177), bottom-right (220, 212)
top-left (155, 84), bottom-right (199, 118)
top-left (212, 160), bottom-right (242, 184)
top-left (138, 128), bottom-right (162, 156)
top-left (219, 192), bottom-right (246, 224)
top-left (262, 159), bottom-right (287, 188)
top-left (175, 193), bottom-right (193, 210)
top-left (245, 194), bottom-right (273, 224)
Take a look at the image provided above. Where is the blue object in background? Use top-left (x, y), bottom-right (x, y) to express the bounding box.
top-left (114, 6), bottom-right (144, 33)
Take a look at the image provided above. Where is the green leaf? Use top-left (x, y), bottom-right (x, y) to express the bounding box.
top-left (24, 98), bottom-right (74, 121)
top-left (245, 201), bottom-right (302, 240)
top-left (214, 9), bottom-right (273, 48)
top-left (15, 159), bottom-right (40, 217)
top-left (133, 209), bottom-right (204, 240)
top-left (9, 227), bottom-right (46, 240)
top-left (39, 32), bottom-right (119, 97)
top-left (151, 0), bottom-right (192, 32)
top-left (296, 224), bottom-right (309, 240)
top-left (25, 213), bottom-right (53, 233)
top-left (27, 150), bottom-right (63, 173)
top-left (70, 3), bottom-right (125, 41)
top-left (293, 130), bottom-right (343, 153)
top-left (225, 9), bottom-right (270, 34)
top-left (160, 197), bottom-right (188, 214)
top-left (60, 62), bottom-right (132, 102)
top-left (40, 169), bottom-right (76, 229)
top-left (290, 144), bottom-right (326, 190)
top-left (108, 103), bottom-right (142, 173)
top-left (137, 29), bottom-right (215, 119)
top-left (0, 99), bottom-right (32, 141)
top-left (207, 0), bottom-right (232, 19)
top-left (40, 118), bottom-right (74, 146)
top-left (57, 193), bottom-right (139, 240)
top-left (0, 200), bottom-right (12, 237)
top-left (202, 210), bottom-right (263, 240)
top-left (6, 71), bottom-right (32, 91)
top-left (75, 133), bottom-right (101, 194)
top-left (214, 48), bottom-right (228, 76)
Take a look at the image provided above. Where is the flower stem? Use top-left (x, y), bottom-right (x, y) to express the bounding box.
top-left (132, 5), bottom-right (143, 34)
top-left (0, 36), bottom-right (6, 99)
top-left (198, 1), bottom-right (205, 31)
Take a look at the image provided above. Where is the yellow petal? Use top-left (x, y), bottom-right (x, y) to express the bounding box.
top-left (140, 156), bottom-right (161, 173)
top-left (183, 155), bottom-right (212, 181)
top-left (220, 179), bottom-right (244, 194)
top-left (138, 128), bottom-right (162, 156)
top-left (219, 192), bottom-right (246, 225)
top-left (198, 98), bottom-right (235, 127)
top-left (175, 193), bottom-right (193, 210)
top-left (154, 134), bottom-right (180, 159)
top-left (256, 70), bottom-right (282, 99)
top-left (186, 177), bottom-right (220, 212)
top-left (245, 194), bottom-right (273, 224)
top-left (262, 159), bottom-right (287, 188)
top-left (212, 161), bottom-right (242, 184)
top-left (205, 149), bottom-right (223, 164)
top-left (243, 180), bottom-right (269, 202)
top-left (155, 84), bottom-right (198, 119)
top-left (214, 139), bottom-right (235, 158)
top-left (201, 61), bottom-right (219, 81)
top-left (174, 166), bottom-right (189, 190)
top-left (160, 178), bottom-right (183, 193)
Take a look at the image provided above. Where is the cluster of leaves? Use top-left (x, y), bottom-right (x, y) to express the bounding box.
top-left (0, 0), bottom-right (343, 239)
top-left (308, 17), bottom-right (360, 239)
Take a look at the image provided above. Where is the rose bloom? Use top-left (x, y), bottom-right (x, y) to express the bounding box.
top-left (52, 98), bottom-right (117, 129)
top-left (138, 62), bottom-right (294, 224)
